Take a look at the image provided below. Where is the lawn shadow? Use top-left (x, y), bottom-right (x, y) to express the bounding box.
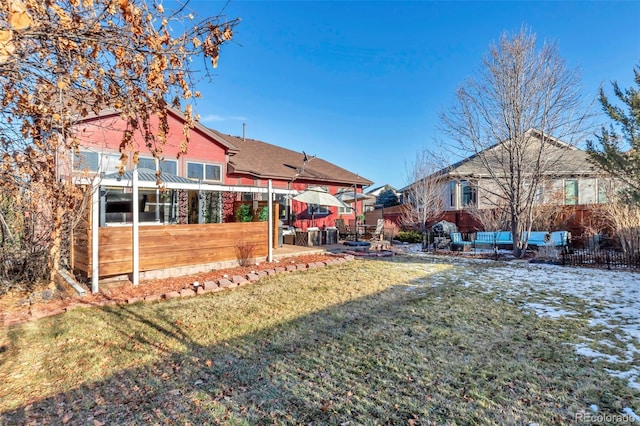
top-left (1, 257), bottom-right (636, 424)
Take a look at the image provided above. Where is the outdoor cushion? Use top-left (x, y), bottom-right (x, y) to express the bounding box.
top-left (473, 231), bottom-right (495, 246)
top-left (495, 231), bottom-right (513, 244)
top-left (451, 232), bottom-right (471, 245)
top-left (522, 231), bottom-right (551, 247)
top-left (550, 231), bottom-right (570, 246)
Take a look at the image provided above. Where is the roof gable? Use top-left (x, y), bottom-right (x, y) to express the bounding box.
top-left (447, 129), bottom-right (600, 177)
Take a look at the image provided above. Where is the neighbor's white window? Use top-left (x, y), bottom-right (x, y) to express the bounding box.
top-left (310, 204), bottom-right (329, 215)
top-left (597, 179), bottom-right (610, 204)
top-left (564, 179), bottom-right (579, 205)
top-left (449, 181), bottom-right (457, 208)
top-left (534, 185), bottom-right (544, 204)
top-left (460, 180), bottom-right (477, 207)
top-left (187, 162), bottom-right (222, 182)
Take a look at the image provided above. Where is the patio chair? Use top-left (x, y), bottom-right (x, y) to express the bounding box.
top-left (335, 218), bottom-right (354, 240)
top-left (369, 219), bottom-right (385, 241)
top-left (450, 232), bottom-right (472, 251)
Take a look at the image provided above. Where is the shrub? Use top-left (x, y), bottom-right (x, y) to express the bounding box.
top-left (395, 230), bottom-right (422, 243)
top-left (258, 206), bottom-right (269, 222)
top-left (235, 240), bottom-right (257, 267)
top-left (236, 204), bottom-right (253, 222)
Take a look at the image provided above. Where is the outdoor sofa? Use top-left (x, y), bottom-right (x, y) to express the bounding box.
top-left (469, 230), bottom-right (570, 251)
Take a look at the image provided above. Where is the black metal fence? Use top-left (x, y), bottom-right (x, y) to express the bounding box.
top-left (560, 234), bottom-right (640, 270)
top-left (561, 247), bottom-right (640, 270)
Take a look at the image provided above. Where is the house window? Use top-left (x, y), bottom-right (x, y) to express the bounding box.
top-left (310, 204), bottom-right (329, 215)
top-left (461, 180), bottom-right (476, 207)
top-left (338, 205), bottom-right (353, 215)
top-left (449, 181), bottom-right (457, 208)
top-left (308, 186), bottom-right (329, 215)
top-left (187, 162), bottom-right (222, 182)
top-left (598, 179), bottom-right (609, 204)
top-left (102, 188), bottom-right (175, 225)
top-left (564, 179), bottom-right (579, 205)
top-left (73, 151), bottom-right (99, 172)
top-left (534, 185), bottom-right (544, 204)
top-left (138, 157), bottom-right (178, 175)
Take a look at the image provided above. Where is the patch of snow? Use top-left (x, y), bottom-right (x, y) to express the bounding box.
top-left (524, 302), bottom-right (578, 319)
top-left (402, 251), bottom-right (640, 391)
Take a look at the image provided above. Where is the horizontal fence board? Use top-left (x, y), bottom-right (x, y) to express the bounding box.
top-left (87, 222), bottom-right (268, 277)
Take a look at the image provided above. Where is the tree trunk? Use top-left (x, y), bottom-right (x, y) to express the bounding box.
top-left (48, 205), bottom-right (64, 283)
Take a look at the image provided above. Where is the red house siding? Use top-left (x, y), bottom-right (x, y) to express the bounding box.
top-left (69, 109), bottom-right (370, 232)
top-left (72, 110), bottom-right (229, 181)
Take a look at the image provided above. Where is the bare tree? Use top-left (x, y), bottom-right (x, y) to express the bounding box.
top-left (440, 27), bottom-right (588, 257)
top-left (401, 147), bottom-right (448, 250)
top-left (0, 0), bottom-right (238, 287)
top-left (530, 185), bottom-right (574, 232)
top-left (464, 204), bottom-right (509, 232)
top-left (596, 191), bottom-right (640, 254)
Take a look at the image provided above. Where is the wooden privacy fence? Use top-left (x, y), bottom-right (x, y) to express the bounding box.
top-left (73, 222), bottom-right (268, 278)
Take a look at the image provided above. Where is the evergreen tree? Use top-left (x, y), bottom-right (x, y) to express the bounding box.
top-left (376, 188), bottom-right (400, 207)
top-left (587, 66), bottom-right (640, 203)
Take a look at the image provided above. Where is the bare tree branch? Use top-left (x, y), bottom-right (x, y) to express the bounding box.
top-left (440, 27), bottom-right (589, 257)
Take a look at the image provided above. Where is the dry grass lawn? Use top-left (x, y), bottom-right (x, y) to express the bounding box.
top-left (0, 255), bottom-right (637, 424)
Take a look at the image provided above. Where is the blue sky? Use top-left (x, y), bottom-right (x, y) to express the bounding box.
top-left (177, 0), bottom-right (640, 189)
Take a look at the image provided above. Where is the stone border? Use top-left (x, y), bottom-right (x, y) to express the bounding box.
top-left (4, 254), bottom-right (366, 326)
top-left (126, 254), bottom-right (356, 305)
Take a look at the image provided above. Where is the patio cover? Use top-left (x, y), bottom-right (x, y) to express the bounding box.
top-left (98, 169), bottom-right (294, 194)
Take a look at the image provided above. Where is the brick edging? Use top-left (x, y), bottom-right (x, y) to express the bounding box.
top-left (131, 254), bottom-right (356, 304)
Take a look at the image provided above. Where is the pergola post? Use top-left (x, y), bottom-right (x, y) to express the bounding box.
top-left (268, 179), bottom-right (273, 262)
top-left (91, 177), bottom-right (100, 293)
top-left (132, 168), bottom-right (139, 285)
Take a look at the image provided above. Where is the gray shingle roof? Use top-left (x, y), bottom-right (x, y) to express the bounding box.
top-left (448, 130), bottom-right (602, 177)
top-left (216, 132), bottom-right (373, 187)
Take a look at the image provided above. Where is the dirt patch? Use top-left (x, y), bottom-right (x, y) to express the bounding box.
top-left (0, 253), bottom-right (341, 328)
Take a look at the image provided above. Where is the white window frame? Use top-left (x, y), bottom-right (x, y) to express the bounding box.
top-left (186, 161), bottom-right (222, 182)
top-left (73, 150), bottom-right (100, 172)
top-left (74, 150), bottom-right (122, 174)
top-left (597, 179), bottom-right (608, 204)
top-left (138, 157), bottom-right (179, 175)
top-left (460, 180), bottom-right (477, 207)
top-left (310, 203), bottom-right (329, 215)
top-left (338, 205), bottom-right (353, 215)
top-left (449, 181), bottom-right (457, 208)
top-left (564, 179), bottom-right (579, 205)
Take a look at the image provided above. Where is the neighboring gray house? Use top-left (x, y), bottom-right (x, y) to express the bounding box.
top-left (402, 129), bottom-right (612, 231)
